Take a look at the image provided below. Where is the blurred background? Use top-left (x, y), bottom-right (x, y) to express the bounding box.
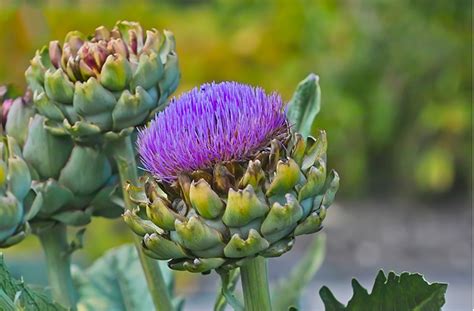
top-left (0, 0), bottom-right (471, 310)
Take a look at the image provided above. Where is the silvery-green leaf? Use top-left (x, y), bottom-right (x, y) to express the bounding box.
top-left (319, 270), bottom-right (447, 311)
top-left (74, 244), bottom-right (179, 311)
top-left (271, 234), bottom-right (326, 311)
top-left (286, 73), bottom-right (321, 138)
top-left (0, 254), bottom-right (66, 310)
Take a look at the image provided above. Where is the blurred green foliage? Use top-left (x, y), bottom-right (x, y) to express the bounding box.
top-left (0, 0), bottom-right (469, 199)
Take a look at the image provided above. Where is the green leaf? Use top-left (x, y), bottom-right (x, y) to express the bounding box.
top-left (214, 269), bottom-right (243, 311)
top-left (271, 233), bottom-right (326, 311)
top-left (319, 270), bottom-right (448, 311)
top-left (0, 254), bottom-right (67, 311)
top-left (286, 73), bottom-right (321, 138)
top-left (74, 243), bottom-right (179, 311)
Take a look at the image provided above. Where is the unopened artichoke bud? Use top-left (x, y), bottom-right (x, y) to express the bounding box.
top-left (25, 20), bottom-right (180, 143)
top-left (0, 136), bottom-right (35, 248)
top-left (17, 115), bottom-right (123, 226)
top-left (124, 82), bottom-right (339, 273)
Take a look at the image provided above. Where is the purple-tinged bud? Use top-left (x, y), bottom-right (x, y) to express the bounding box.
top-left (1, 99), bottom-right (14, 127)
top-left (107, 38), bottom-right (129, 59)
top-left (64, 31), bottom-right (84, 55)
top-left (94, 26), bottom-right (110, 41)
top-left (143, 29), bottom-right (161, 52)
top-left (49, 41), bottom-right (62, 69)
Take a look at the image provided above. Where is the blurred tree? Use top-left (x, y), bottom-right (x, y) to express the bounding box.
top-left (0, 0), bottom-right (469, 198)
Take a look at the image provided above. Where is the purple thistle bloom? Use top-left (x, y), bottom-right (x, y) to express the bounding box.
top-left (138, 82), bottom-right (288, 182)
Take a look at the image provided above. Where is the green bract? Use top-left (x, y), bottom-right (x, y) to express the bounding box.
top-left (0, 136), bottom-right (35, 248)
top-left (125, 131), bottom-right (339, 273)
top-left (25, 20), bottom-right (180, 143)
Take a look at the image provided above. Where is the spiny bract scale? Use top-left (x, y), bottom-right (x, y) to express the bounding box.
top-left (125, 130), bottom-right (339, 273)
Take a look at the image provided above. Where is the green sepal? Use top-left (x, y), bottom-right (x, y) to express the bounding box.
top-left (222, 185), bottom-right (269, 227)
top-left (223, 229), bottom-right (270, 258)
top-left (266, 158), bottom-right (300, 196)
top-left (189, 179), bottom-right (224, 219)
top-left (174, 216), bottom-right (223, 251)
top-left (33, 91), bottom-right (66, 122)
top-left (146, 196), bottom-right (181, 231)
top-left (23, 115), bottom-right (74, 180)
top-left (239, 160), bottom-right (265, 189)
top-left (168, 258), bottom-right (225, 273)
top-left (125, 182), bottom-right (148, 205)
top-left (159, 30), bottom-right (176, 63)
top-left (192, 243), bottom-right (225, 258)
top-left (58, 146), bottom-right (112, 195)
top-left (159, 54), bottom-right (180, 95)
top-left (286, 73), bottom-right (321, 138)
top-left (89, 185), bottom-right (123, 218)
top-left (302, 130), bottom-right (327, 171)
top-left (112, 87), bottom-right (154, 130)
top-left (7, 156), bottom-right (31, 201)
top-left (0, 193), bottom-right (22, 242)
top-left (130, 52), bottom-right (164, 90)
top-left (51, 207), bottom-right (93, 226)
top-left (0, 227), bottom-right (28, 248)
top-left (73, 77), bottom-right (117, 115)
top-left (44, 69), bottom-right (75, 104)
top-left (143, 233), bottom-right (189, 260)
top-left (261, 194), bottom-right (303, 241)
top-left (290, 133), bottom-right (306, 167)
top-left (228, 217), bottom-right (262, 240)
top-left (5, 99), bottom-right (36, 146)
top-left (25, 47), bottom-right (50, 89)
top-left (260, 237), bottom-right (294, 258)
top-left (32, 179), bottom-right (74, 215)
top-left (294, 208), bottom-right (325, 236)
top-left (123, 210), bottom-right (160, 237)
top-left (100, 54), bottom-right (132, 91)
top-left (321, 170), bottom-right (339, 208)
top-left (298, 160), bottom-right (326, 201)
top-left (63, 119), bottom-right (102, 138)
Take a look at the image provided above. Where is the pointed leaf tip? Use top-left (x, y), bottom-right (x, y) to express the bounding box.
top-left (286, 73), bottom-right (321, 138)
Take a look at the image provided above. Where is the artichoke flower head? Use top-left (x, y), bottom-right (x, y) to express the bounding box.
top-left (26, 20), bottom-right (180, 143)
top-left (126, 82), bottom-right (339, 273)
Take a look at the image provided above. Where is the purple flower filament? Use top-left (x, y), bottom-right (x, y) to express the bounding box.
top-left (138, 82), bottom-right (288, 182)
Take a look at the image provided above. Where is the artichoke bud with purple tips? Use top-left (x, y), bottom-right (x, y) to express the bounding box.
top-left (125, 81), bottom-right (339, 273)
top-left (25, 20), bottom-right (180, 142)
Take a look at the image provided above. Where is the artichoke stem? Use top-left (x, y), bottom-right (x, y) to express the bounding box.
top-left (38, 223), bottom-right (77, 310)
top-left (240, 256), bottom-right (272, 311)
top-left (112, 134), bottom-right (174, 311)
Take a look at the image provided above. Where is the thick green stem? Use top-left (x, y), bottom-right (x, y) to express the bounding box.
top-left (240, 256), bottom-right (272, 311)
top-left (112, 134), bottom-right (174, 311)
top-left (38, 223), bottom-right (77, 309)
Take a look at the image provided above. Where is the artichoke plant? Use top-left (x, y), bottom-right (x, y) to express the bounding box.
top-left (25, 20), bottom-right (180, 143)
top-left (0, 135), bottom-right (34, 248)
top-left (125, 82), bottom-right (339, 273)
top-left (3, 91), bottom-right (122, 227)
